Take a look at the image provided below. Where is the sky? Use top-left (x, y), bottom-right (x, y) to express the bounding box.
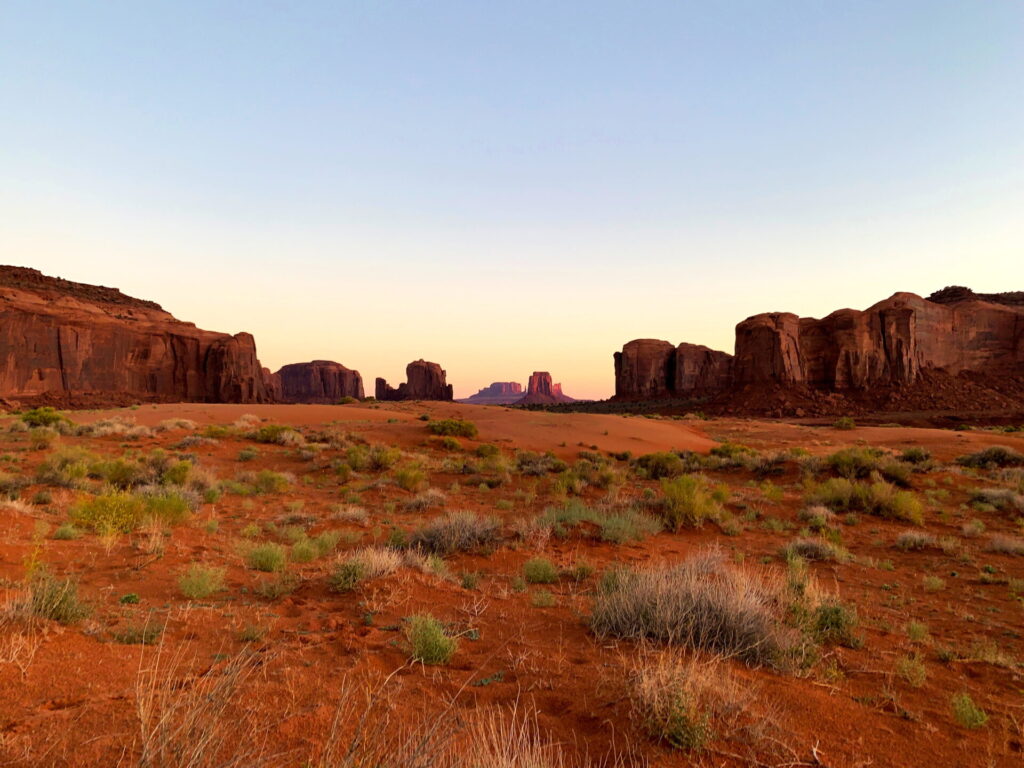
top-left (1, 1), bottom-right (1022, 400)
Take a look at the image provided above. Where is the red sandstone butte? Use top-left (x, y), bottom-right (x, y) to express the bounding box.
top-left (275, 360), bottom-right (364, 403)
top-left (458, 381), bottom-right (523, 405)
top-left (515, 371), bottom-right (576, 405)
top-left (375, 360), bottom-right (453, 401)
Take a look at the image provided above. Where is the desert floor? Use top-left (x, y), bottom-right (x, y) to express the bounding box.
top-left (1, 401), bottom-right (1022, 767)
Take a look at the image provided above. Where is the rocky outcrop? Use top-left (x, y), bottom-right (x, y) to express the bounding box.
top-left (614, 289), bottom-right (1024, 413)
top-left (0, 266), bottom-right (272, 405)
top-left (515, 372), bottom-right (575, 405)
top-left (375, 360), bottom-right (453, 401)
top-left (275, 360), bottom-right (363, 403)
top-left (458, 382), bottom-right (523, 405)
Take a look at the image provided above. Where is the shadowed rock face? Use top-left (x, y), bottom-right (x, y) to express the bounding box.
top-left (515, 371), bottom-right (575, 404)
top-left (0, 266), bottom-right (272, 405)
top-left (375, 360), bottom-right (453, 401)
top-left (614, 289), bottom-right (1024, 402)
top-left (275, 360), bottom-right (364, 403)
top-left (458, 381), bottom-right (523, 405)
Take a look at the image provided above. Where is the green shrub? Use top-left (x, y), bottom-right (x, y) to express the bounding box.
top-left (52, 523), bottom-right (81, 540)
top-left (69, 492), bottom-right (147, 533)
top-left (178, 564), bottom-right (226, 599)
top-left (805, 478), bottom-right (923, 525)
top-left (900, 447), bottom-right (932, 464)
top-left (896, 654), bottom-right (927, 687)
top-left (405, 614), bottom-right (457, 665)
top-left (522, 556), bottom-right (559, 584)
top-left (20, 407), bottom-right (71, 428)
top-left (660, 475), bottom-right (722, 530)
top-left (36, 447), bottom-right (93, 488)
top-left (367, 445), bottom-right (401, 471)
top-left (833, 417), bottom-right (856, 431)
top-left (394, 466), bottom-right (427, 492)
top-left (633, 452), bottom-right (684, 479)
top-left (426, 419), bottom-right (478, 438)
top-left (245, 543), bottom-right (287, 572)
top-left (951, 693), bottom-right (988, 729)
top-left (0, 471), bottom-right (29, 500)
top-left (25, 569), bottom-right (89, 624)
top-left (250, 424), bottom-right (304, 445)
top-left (476, 444), bottom-right (500, 458)
top-left (290, 538), bottom-right (318, 563)
top-left (811, 601), bottom-right (861, 647)
top-left (597, 509), bottom-right (662, 544)
top-left (113, 623), bottom-right (162, 645)
top-left (237, 447), bottom-right (259, 462)
top-left (249, 470), bottom-right (292, 494)
top-left (957, 446), bottom-right (1024, 469)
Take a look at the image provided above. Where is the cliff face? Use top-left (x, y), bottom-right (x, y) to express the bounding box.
top-left (275, 360), bottom-right (364, 403)
top-left (0, 266), bottom-right (272, 405)
top-left (614, 289), bottom-right (1024, 412)
top-left (375, 360), bottom-right (453, 401)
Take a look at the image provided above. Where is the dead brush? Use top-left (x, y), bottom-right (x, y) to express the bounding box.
top-left (135, 639), bottom-right (267, 768)
top-left (591, 547), bottom-right (806, 668)
top-left (627, 651), bottom-right (753, 752)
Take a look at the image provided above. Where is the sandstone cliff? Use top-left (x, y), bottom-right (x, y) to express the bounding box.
top-left (0, 266), bottom-right (272, 405)
top-left (376, 360), bottom-right (453, 401)
top-left (614, 288), bottom-right (1024, 414)
top-left (275, 360), bottom-right (364, 403)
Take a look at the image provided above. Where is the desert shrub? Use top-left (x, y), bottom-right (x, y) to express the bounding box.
top-left (250, 424), bottom-right (305, 446)
top-left (329, 547), bottom-right (402, 592)
top-left (811, 600), bottom-right (861, 647)
top-left (136, 486), bottom-right (197, 525)
top-left (394, 466), bottom-right (428, 492)
top-left (987, 535), bottom-right (1024, 556)
top-left (28, 427), bottom-right (58, 450)
top-left (244, 470), bottom-right (293, 494)
top-left (591, 549), bottom-right (797, 667)
top-left (782, 538), bottom-right (837, 562)
top-left (475, 443), bottom-right (500, 458)
top-left (900, 447), bottom-right (932, 465)
top-left (405, 614), bottom-right (457, 665)
top-left (367, 445), bottom-right (401, 471)
top-left (69, 492), bottom-right (147, 533)
top-left (895, 530), bottom-right (937, 551)
top-left (245, 543), bottom-right (287, 572)
top-left (522, 557), bottom-right (559, 584)
top-left (805, 478), bottom-right (923, 525)
top-left (178, 564), bottom-right (226, 599)
top-left (113, 623), bottom-right (162, 645)
top-left (426, 419), bottom-right (478, 438)
top-left (833, 417), bottom-right (856, 430)
top-left (515, 451), bottom-right (565, 475)
top-left (659, 475), bottom-right (722, 530)
top-left (403, 488), bottom-right (447, 512)
top-left (896, 654), bottom-right (927, 687)
top-left (408, 511), bottom-right (500, 555)
top-left (89, 457), bottom-right (146, 489)
top-left (237, 447), bottom-right (259, 462)
top-left (628, 655), bottom-right (744, 752)
top-left (951, 693), bottom-right (988, 729)
top-left (434, 436), bottom-right (461, 451)
top-left (826, 447), bottom-right (910, 485)
top-left (52, 523), bottom-right (81, 540)
top-left (957, 446), bottom-right (1024, 469)
top-left (24, 568), bottom-right (89, 624)
top-left (36, 447), bottom-right (94, 488)
top-left (20, 407), bottom-right (71, 428)
top-left (971, 488), bottom-right (1024, 515)
top-left (290, 539), bottom-right (318, 563)
top-left (633, 452), bottom-right (684, 479)
top-left (597, 508), bottom-right (662, 544)
top-left (0, 471), bottom-right (28, 500)
top-left (796, 505), bottom-right (834, 531)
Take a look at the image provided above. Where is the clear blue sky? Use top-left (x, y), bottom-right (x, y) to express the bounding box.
top-left (2, 2), bottom-right (1022, 398)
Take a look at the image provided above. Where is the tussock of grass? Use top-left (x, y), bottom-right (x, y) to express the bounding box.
top-left (329, 547), bottom-right (403, 592)
top-left (659, 475), bottom-right (723, 530)
top-left (805, 478), bottom-right (923, 525)
top-left (591, 548), bottom-right (799, 667)
top-left (405, 613), bottom-right (457, 664)
top-left (426, 419), bottom-right (478, 438)
top-left (409, 511), bottom-right (500, 555)
top-left (178, 564), bottom-right (226, 599)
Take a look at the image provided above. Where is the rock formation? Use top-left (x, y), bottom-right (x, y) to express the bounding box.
top-left (614, 288), bottom-right (1024, 414)
top-left (0, 266), bottom-right (272, 405)
top-left (375, 360), bottom-right (453, 401)
top-left (458, 381), bottom-right (523, 405)
top-left (275, 360), bottom-right (364, 403)
top-left (515, 371), bottom-right (575, 405)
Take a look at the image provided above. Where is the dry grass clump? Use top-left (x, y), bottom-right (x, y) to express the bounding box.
top-left (408, 511), bottom-right (500, 555)
top-left (403, 488), bottom-right (447, 512)
top-left (971, 488), bottom-right (1024, 514)
top-left (895, 530), bottom-right (938, 551)
top-left (658, 475), bottom-right (724, 530)
top-left (591, 548), bottom-right (799, 667)
top-left (332, 505), bottom-right (369, 525)
top-left (329, 547), bottom-right (403, 592)
top-left (6, 568), bottom-right (90, 625)
top-left (781, 537), bottom-right (838, 562)
top-left (986, 535), bottom-right (1024, 556)
top-left (628, 653), bottom-right (751, 752)
top-left (957, 446), bottom-right (1024, 469)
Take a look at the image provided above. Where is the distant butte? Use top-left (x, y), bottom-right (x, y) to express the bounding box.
top-left (458, 381), bottom-right (523, 405)
top-left (376, 360), bottom-right (453, 401)
top-left (514, 371), bottom-right (576, 405)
